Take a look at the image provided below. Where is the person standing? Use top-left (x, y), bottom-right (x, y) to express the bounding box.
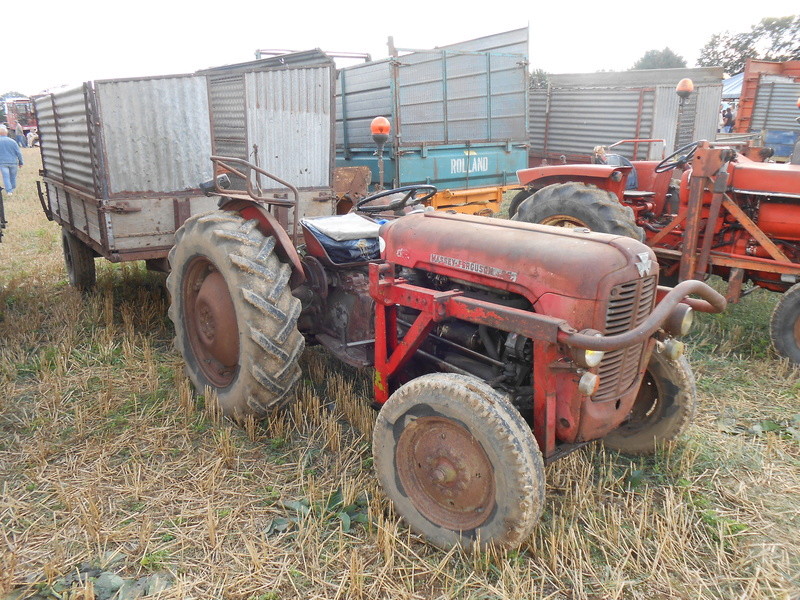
top-left (0, 126), bottom-right (24, 196)
top-left (14, 122), bottom-right (26, 147)
top-left (721, 108), bottom-right (734, 133)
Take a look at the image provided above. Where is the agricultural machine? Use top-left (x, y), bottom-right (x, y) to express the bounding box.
top-left (166, 146), bottom-right (725, 549)
top-left (511, 135), bottom-right (800, 364)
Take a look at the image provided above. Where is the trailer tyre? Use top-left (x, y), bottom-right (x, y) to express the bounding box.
top-left (373, 373), bottom-right (544, 550)
top-left (770, 283), bottom-right (800, 364)
top-left (603, 352), bottom-right (696, 455)
top-left (512, 182), bottom-right (644, 241)
top-left (166, 211), bottom-right (304, 420)
top-left (61, 228), bottom-right (96, 290)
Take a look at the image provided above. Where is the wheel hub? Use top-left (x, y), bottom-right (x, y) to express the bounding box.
top-left (395, 416), bottom-right (495, 531)
top-left (540, 214), bottom-right (589, 229)
top-left (184, 258), bottom-right (239, 386)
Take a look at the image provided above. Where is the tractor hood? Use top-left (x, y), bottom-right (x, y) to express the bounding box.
top-left (379, 212), bottom-right (657, 303)
top-left (728, 161), bottom-right (800, 197)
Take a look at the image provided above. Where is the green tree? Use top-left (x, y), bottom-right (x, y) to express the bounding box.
top-left (530, 68), bottom-right (549, 89)
top-left (631, 48), bottom-right (687, 70)
top-left (697, 15), bottom-right (800, 75)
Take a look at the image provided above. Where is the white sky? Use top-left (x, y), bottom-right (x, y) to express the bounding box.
top-left (5, 0), bottom-right (798, 96)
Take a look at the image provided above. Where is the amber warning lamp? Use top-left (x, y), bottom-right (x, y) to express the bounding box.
top-left (371, 116), bottom-right (391, 190)
top-left (371, 116), bottom-right (391, 147)
top-left (676, 78), bottom-right (694, 100)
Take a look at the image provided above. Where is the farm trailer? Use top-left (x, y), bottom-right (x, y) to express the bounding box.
top-left (33, 76), bottom-right (219, 288)
top-left (34, 55), bottom-right (342, 288)
top-left (336, 28), bottom-right (530, 215)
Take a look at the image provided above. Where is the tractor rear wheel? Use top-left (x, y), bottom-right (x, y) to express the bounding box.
top-left (61, 228), bottom-right (96, 290)
top-left (507, 189), bottom-right (534, 218)
top-left (770, 283), bottom-right (800, 364)
top-left (512, 182), bottom-right (644, 241)
top-left (603, 351), bottom-right (696, 455)
top-left (372, 373), bottom-right (544, 550)
top-left (166, 211), bottom-right (304, 420)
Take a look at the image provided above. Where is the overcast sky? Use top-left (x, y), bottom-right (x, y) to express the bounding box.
top-left (5, 0), bottom-right (798, 96)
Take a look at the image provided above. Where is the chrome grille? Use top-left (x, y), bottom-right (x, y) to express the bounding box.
top-left (593, 276), bottom-right (657, 402)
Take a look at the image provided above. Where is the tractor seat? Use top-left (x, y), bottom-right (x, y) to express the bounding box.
top-left (605, 154), bottom-right (639, 190)
top-left (605, 153), bottom-right (656, 201)
top-left (301, 213), bottom-right (381, 266)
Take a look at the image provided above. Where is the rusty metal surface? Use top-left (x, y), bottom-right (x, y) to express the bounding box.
top-left (333, 166), bottom-right (371, 199)
top-left (183, 257), bottom-right (239, 388)
top-left (395, 416), bottom-right (495, 530)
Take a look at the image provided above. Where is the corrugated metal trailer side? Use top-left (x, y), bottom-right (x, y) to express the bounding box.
top-left (34, 75), bottom-right (218, 266)
top-left (204, 59), bottom-right (338, 225)
top-left (336, 28), bottom-right (529, 191)
top-left (528, 67), bottom-right (723, 165)
top-left (751, 75), bottom-right (800, 159)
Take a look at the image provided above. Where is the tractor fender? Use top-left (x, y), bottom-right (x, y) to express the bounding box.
top-left (221, 199), bottom-right (306, 288)
top-left (516, 164), bottom-right (629, 198)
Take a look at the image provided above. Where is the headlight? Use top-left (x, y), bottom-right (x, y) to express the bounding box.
top-left (571, 330), bottom-right (605, 368)
top-left (664, 304), bottom-right (693, 337)
top-left (578, 372), bottom-right (600, 396)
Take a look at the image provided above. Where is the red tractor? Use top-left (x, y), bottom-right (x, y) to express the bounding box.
top-left (512, 137), bottom-right (800, 364)
top-left (167, 155), bottom-right (724, 549)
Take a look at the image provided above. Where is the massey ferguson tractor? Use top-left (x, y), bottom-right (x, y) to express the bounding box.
top-left (166, 154), bottom-right (725, 550)
top-left (511, 137), bottom-right (800, 365)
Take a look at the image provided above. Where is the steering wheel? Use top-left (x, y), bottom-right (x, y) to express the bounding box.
top-left (655, 141), bottom-right (700, 173)
top-left (356, 185), bottom-right (437, 214)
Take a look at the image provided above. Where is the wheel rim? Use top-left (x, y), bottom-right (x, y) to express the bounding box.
top-left (622, 370), bottom-right (661, 431)
top-left (182, 256), bottom-right (239, 387)
top-left (539, 214), bottom-right (589, 229)
top-left (395, 416), bottom-right (495, 531)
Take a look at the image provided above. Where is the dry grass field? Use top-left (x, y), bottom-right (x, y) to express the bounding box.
top-left (1, 150), bottom-right (798, 599)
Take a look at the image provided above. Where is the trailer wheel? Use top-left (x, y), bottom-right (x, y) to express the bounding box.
top-left (166, 211), bottom-right (304, 420)
top-left (770, 283), bottom-right (800, 364)
top-left (61, 228), bottom-right (96, 290)
top-left (373, 373), bottom-right (544, 550)
top-left (512, 182), bottom-right (644, 241)
top-left (603, 352), bottom-right (696, 455)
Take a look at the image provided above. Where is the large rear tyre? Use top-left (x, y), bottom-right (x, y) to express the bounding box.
top-left (166, 211), bottom-right (304, 420)
top-left (770, 283), bottom-right (800, 364)
top-left (512, 182), bottom-right (644, 241)
top-left (373, 373), bottom-right (544, 550)
top-left (61, 228), bottom-right (96, 290)
top-left (603, 352), bottom-right (696, 455)
top-left (507, 189), bottom-right (534, 219)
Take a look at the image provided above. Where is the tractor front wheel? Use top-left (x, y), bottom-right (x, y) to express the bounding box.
top-left (603, 351), bottom-right (696, 455)
top-left (770, 283), bottom-right (800, 364)
top-left (373, 373), bottom-right (545, 550)
top-left (512, 182), bottom-right (644, 241)
top-left (166, 211), bottom-right (304, 420)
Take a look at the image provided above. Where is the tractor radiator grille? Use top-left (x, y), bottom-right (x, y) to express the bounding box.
top-left (593, 276), bottom-right (657, 402)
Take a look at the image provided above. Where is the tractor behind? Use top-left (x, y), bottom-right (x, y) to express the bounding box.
top-left (513, 137), bottom-right (800, 363)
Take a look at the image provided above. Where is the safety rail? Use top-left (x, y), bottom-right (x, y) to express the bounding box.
top-left (209, 155), bottom-right (300, 245)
